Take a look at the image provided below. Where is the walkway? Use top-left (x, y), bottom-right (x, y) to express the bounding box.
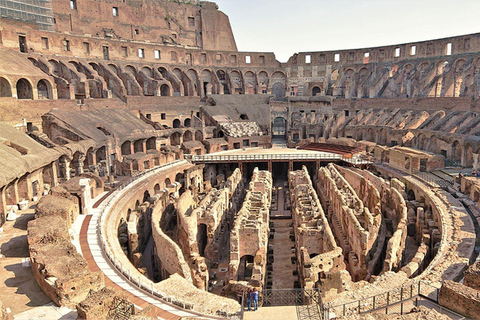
top-left (79, 186), bottom-right (216, 319)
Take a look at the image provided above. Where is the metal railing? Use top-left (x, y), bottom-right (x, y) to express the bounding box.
top-left (323, 281), bottom-right (450, 319)
top-left (186, 153), bottom-right (373, 165)
top-left (95, 160), bottom-right (241, 319)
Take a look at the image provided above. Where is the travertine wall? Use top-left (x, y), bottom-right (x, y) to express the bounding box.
top-left (228, 168), bottom-right (272, 288)
top-left (289, 166), bottom-right (349, 298)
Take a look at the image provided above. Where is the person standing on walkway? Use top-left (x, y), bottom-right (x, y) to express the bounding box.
top-left (252, 288), bottom-right (259, 311)
top-left (246, 288), bottom-right (252, 311)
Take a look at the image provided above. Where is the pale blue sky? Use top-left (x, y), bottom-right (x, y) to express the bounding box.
top-left (214, 0), bottom-right (480, 62)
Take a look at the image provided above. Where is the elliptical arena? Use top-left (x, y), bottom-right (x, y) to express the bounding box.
top-left (0, 1), bottom-right (480, 319)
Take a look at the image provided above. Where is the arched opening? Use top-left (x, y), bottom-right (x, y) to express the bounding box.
top-left (197, 223), bottom-right (208, 257)
top-left (154, 183), bottom-right (161, 194)
top-left (134, 140), bottom-right (144, 153)
top-left (173, 119), bottom-right (181, 128)
top-left (195, 130), bottom-right (203, 141)
top-left (175, 172), bottom-right (185, 194)
top-left (407, 189), bottom-right (416, 201)
top-left (312, 86), bottom-right (321, 96)
top-left (121, 141), bottom-right (132, 155)
top-left (184, 118), bottom-right (191, 127)
top-left (16, 78), bottom-right (33, 99)
top-left (0, 77), bottom-right (12, 97)
top-left (451, 140), bottom-right (462, 163)
top-left (160, 84), bottom-right (170, 96)
top-left (240, 114), bottom-right (249, 120)
top-left (37, 79), bottom-right (51, 99)
top-left (272, 117), bottom-right (287, 137)
top-left (143, 190), bottom-right (151, 203)
top-left (146, 137), bottom-right (156, 151)
top-left (238, 255), bottom-right (254, 281)
top-left (165, 177), bottom-right (171, 188)
top-left (170, 132), bottom-right (181, 146)
top-left (183, 130), bottom-right (192, 142)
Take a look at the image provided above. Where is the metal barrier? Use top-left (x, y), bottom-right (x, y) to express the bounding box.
top-left (323, 281), bottom-right (453, 319)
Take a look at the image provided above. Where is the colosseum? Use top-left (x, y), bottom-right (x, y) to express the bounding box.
top-left (0, 1), bottom-right (479, 320)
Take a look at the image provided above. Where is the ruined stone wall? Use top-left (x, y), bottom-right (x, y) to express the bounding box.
top-left (28, 215), bottom-right (104, 308)
top-left (465, 261), bottom-right (480, 291)
top-left (228, 168), bottom-right (272, 288)
top-left (357, 170), bottom-right (408, 273)
top-left (439, 280), bottom-right (480, 320)
top-left (151, 194), bottom-right (193, 281)
top-left (317, 163), bottom-right (380, 281)
top-left (288, 166), bottom-right (348, 298)
top-left (334, 165), bottom-right (383, 276)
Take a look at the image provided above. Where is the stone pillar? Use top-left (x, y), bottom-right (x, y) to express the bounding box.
top-left (0, 187), bottom-right (7, 226)
top-left (130, 142), bottom-right (135, 155)
top-left (76, 155), bottom-right (85, 175)
top-left (142, 140), bottom-right (147, 153)
top-left (59, 157), bottom-right (71, 180)
top-left (50, 161), bottom-right (58, 187)
top-left (79, 179), bottom-right (92, 214)
top-left (474, 153), bottom-right (480, 171)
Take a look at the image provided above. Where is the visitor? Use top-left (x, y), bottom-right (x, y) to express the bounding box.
top-left (246, 288), bottom-right (252, 311)
top-left (252, 288), bottom-right (259, 311)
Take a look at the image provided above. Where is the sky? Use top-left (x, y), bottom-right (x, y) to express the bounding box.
top-left (213, 0), bottom-right (480, 62)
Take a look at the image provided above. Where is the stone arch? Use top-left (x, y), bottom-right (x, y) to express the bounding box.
top-left (312, 86), bottom-right (321, 96)
top-left (154, 183), bottom-right (161, 194)
top-left (173, 119), bottom-right (181, 128)
top-left (16, 78), bottom-right (33, 99)
top-left (170, 132), bottom-right (181, 146)
top-left (230, 70), bottom-right (243, 94)
top-left (121, 141), bottom-right (132, 155)
top-left (258, 71), bottom-right (269, 88)
top-left (141, 66), bottom-right (153, 77)
top-left (451, 140), bottom-right (462, 162)
top-left (184, 118), bottom-right (191, 127)
top-left (124, 65), bottom-right (137, 75)
top-left (272, 116), bottom-right (287, 137)
top-left (165, 177), bottom-right (171, 188)
top-left (0, 77), bottom-right (12, 97)
top-left (183, 130), bottom-right (192, 142)
top-left (244, 71), bottom-right (256, 94)
top-left (146, 137), bottom-right (156, 150)
top-left (108, 63), bottom-right (120, 75)
top-left (201, 69), bottom-right (213, 96)
top-left (195, 130), bottom-right (203, 141)
top-left (160, 84), bottom-right (170, 96)
top-left (37, 79), bottom-right (52, 99)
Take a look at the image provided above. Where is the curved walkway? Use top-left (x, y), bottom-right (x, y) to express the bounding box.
top-left (78, 171), bottom-right (218, 319)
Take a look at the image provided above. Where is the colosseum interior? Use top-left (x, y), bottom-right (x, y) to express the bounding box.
top-left (0, 0), bottom-right (480, 320)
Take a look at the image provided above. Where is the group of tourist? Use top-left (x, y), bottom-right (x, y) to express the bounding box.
top-left (245, 288), bottom-right (259, 311)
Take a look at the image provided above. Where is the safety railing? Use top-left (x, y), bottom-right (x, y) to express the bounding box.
top-left (323, 281), bottom-right (456, 319)
top-left (94, 160), bottom-right (242, 319)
